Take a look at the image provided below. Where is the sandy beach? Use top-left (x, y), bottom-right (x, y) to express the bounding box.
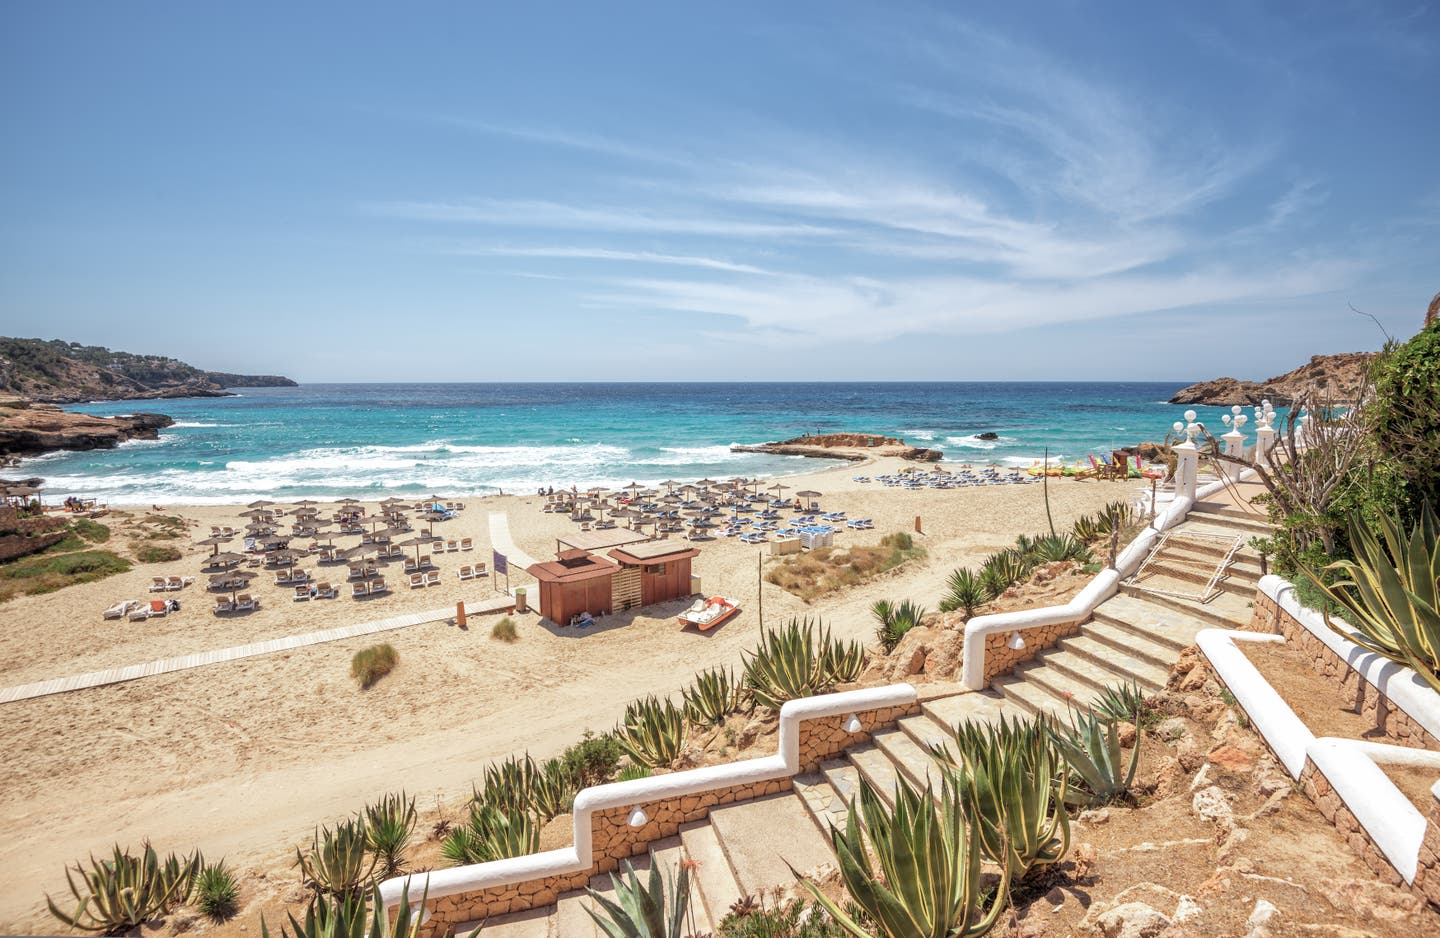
top-left (0, 455), bottom-right (1139, 929)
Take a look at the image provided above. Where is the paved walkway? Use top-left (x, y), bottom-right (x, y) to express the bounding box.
top-left (488, 511), bottom-right (540, 570)
top-left (0, 594), bottom-right (515, 706)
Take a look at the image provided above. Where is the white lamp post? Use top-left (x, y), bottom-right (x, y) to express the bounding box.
top-left (1172, 410), bottom-right (1202, 502)
top-left (1221, 405), bottom-right (1248, 480)
top-left (1252, 400), bottom-right (1277, 468)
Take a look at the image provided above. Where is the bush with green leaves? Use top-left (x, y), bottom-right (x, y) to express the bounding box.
top-left (1372, 319), bottom-right (1440, 511)
top-left (615, 695), bottom-right (689, 769)
top-left (744, 618), bottom-right (861, 710)
top-left (717, 897), bottom-right (854, 937)
top-left (1300, 503), bottom-right (1440, 693)
top-left (195, 860), bottom-right (240, 922)
top-left (797, 773), bottom-right (1008, 938)
top-left (935, 715), bottom-right (1071, 882)
top-left (441, 802), bottom-right (540, 865)
top-left (586, 852), bottom-right (691, 938)
top-left (1031, 533), bottom-right (1094, 564)
top-left (682, 666), bottom-right (744, 726)
top-left (618, 763), bottom-right (653, 781)
top-left (560, 731), bottom-right (625, 787)
top-left (350, 643), bottom-right (398, 689)
top-left (363, 792), bottom-right (417, 878)
top-left (47, 844), bottom-right (200, 935)
top-left (871, 598), bottom-right (927, 652)
top-left (1047, 708), bottom-right (1141, 807)
top-left (295, 819), bottom-right (375, 899)
top-left (980, 548), bottom-right (1031, 593)
top-left (938, 568), bottom-right (989, 616)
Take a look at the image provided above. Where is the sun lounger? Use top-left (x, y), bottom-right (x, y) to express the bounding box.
top-left (423, 570), bottom-right (440, 587)
top-left (370, 578), bottom-right (389, 594)
top-left (127, 605), bottom-right (150, 621)
top-left (313, 582), bottom-right (336, 599)
top-left (352, 581), bottom-right (369, 598)
top-left (419, 554), bottom-right (431, 568)
top-left (149, 577), bottom-right (169, 592)
top-left (293, 586), bottom-right (312, 601)
top-left (213, 598), bottom-right (234, 615)
top-left (446, 539), bottom-right (458, 552)
top-left (458, 564), bottom-right (474, 580)
top-left (431, 540), bottom-right (446, 554)
top-left (103, 599), bottom-right (140, 620)
top-left (409, 572), bottom-right (425, 589)
top-left (403, 558), bottom-right (419, 574)
top-left (235, 594), bottom-right (258, 612)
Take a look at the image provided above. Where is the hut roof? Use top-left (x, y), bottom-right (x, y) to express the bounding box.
top-left (608, 540), bottom-right (701, 565)
top-left (526, 550), bottom-right (620, 584)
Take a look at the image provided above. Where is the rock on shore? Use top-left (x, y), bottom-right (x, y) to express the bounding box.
top-left (1170, 352), bottom-right (1375, 406)
top-left (731, 433), bottom-right (943, 462)
top-left (0, 399), bottom-right (173, 457)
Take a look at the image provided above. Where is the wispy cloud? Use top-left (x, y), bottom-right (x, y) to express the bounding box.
top-left (446, 244), bottom-right (775, 275)
top-left (421, 115), bottom-right (692, 167)
top-left (368, 199), bottom-right (839, 239)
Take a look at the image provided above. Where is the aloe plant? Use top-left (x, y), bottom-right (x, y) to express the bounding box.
top-left (296, 819), bottom-right (376, 899)
top-left (532, 757), bottom-right (576, 819)
top-left (47, 844), bottom-right (201, 935)
top-left (818, 630), bottom-right (866, 684)
top-left (871, 599), bottom-right (927, 652)
top-left (744, 619), bottom-right (823, 710)
top-left (682, 666), bottom-right (744, 725)
top-left (1047, 708), bottom-right (1141, 807)
top-left (441, 802), bottom-right (541, 865)
top-left (195, 860), bottom-right (239, 922)
top-left (1300, 504), bottom-right (1440, 693)
top-left (261, 882), bottom-right (455, 938)
top-left (938, 569), bottom-right (988, 615)
top-left (586, 852), bottom-right (691, 938)
top-left (364, 792), bottom-right (417, 878)
top-left (936, 715), bottom-right (1071, 881)
top-left (1071, 513), bottom-right (1102, 542)
top-left (796, 773), bottom-right (1009, 938)
top-left (1090, 681), bottom-right (1148, 725)
top-left (1032, 533), bottom-right (1093, 564)
top-left (615, 695), bottom-right (688, 768)
top-left (478, 754), bottom-right (540, 814)
top-left (981, 549), bottom-right (1031, 591)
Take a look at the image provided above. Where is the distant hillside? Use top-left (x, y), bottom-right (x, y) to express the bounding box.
top-left (0, 338), bottom-right (296, 403)
top-left (1170, 352), bottom-right (1375, 406)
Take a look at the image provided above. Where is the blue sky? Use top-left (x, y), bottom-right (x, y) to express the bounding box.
top-left (1, 2), bottom-right (1436, 382)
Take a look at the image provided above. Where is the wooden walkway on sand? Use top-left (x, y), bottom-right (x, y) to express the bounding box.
top-left (0, 594), bottom-right (516, 706)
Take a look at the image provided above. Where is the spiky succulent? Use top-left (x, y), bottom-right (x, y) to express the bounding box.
top-left (295, 819), bottom-right (375, 899)
top-left (586, 852), bottom-right (691, 938)
top-left (796, 773), bottom-right (1009, 938)
top-left (744, 619), bottom-right (823, 710)
top-left (938, 568), bottom-right (989, 616)
top-left (260, 882), bottom-right (452, 938)
top-left (47, 844), bottom-right (201, 935)
top-left (1090, 681), bottom-right (1148, 725)
top-left (1046, 707), bottom-right (1141, 807)
top-left (364, 792), bottom-right (417, 879)
top-left (441, 802), bottom-right (540, 865)
top-left (682, 666), bottom-right (744, 726)
top-left (615, 695), bottom-right (688, 768)
top-left (871, 599), bottom-right (927, 652)
top-left (818, 630), bottom-right (866, 684)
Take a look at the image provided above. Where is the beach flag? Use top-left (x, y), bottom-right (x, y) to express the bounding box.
top-left (493, 550), bottom-right (508, 575)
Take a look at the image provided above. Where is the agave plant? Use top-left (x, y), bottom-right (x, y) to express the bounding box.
top-left (1097, 499), bottom-right (1135, 534)
top-left (744, 619), bottom-right (823, 710)
top-left (1070, 513), bottom-right (1103, 542)
top-left (1047, 707), bottom-right (1141, 807)
top-left (938, 568), bottom-right (988, 616)
top-left (682, 666), bottom-right (744, 726)
top-left (586, 852), bottom-right (691, 938)
top-left (615, 695), bottom-right (688, 769)
top-left (441, 802), bottom-right (541, 865)
top-left (796, 773), bottom-right (1010, 938)
top-left (936, 715), bottom-right (1071, 881)
top-left (477, 754), bottom-right (540, 814)
top-left (871, 599), bottom-right (928, 652)
top-left (47, 844), bottom-right (201, 935)
top-left (195, 859), bottom-right (240, 922)
top-left (261, 882), bottom-right (457, 938)
top-left (1032, 533), bottom-right (1094, 564)
top-left (364, 792), bottom-right (417, 879)
top-left (1090, 681), bottom-right (1148, 725)
top-left (531, 757), bottom-right (576, 820)
top-left (982, 549), bottom-right (1032, 591)
top-left (296, 819), bottom-right (376, 899)
top-left (1300, 504), bottom-right (1440, 693)
top-left (818, 629), bottom-right (866, 684)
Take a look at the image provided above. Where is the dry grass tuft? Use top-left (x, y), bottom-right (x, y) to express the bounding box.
top-left (351, 642), bottom-right (399, 689)
top-left (491, 617), bottom-right (519, 642)
top-left (765, 532), bottom-right (926, 602)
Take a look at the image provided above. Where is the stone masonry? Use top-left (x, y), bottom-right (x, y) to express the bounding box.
top-left (981, 620), bottom-right (1083, 683)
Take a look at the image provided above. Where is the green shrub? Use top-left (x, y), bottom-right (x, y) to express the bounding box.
top-left (938, 569), bottom-right (988, 616)
top-left (718, 897), bottom-right (854, 937)
top-left (195, 860), bottom-right (240, 921)
top-left (559, 731), bottom-right (624, 787)
top-left (617, 764), bottom-right (652, 781)
top-left (1031, 533), bottom-right (1093, 564)
top-left (71, 518), bottom-right (111, 543)
top-left (1, 549), bottom-right (131, 601)
top-left (491, 617), bottom-right (518, 642)
top-left (350, 644), bottom-right (399, 689)
top-left (744, 618), bottom-right (861, 710)
top-left (981, 549), bottom-right (1031, 592)
top-left (363, 792), bottom-right (417, 878)
top-left (1372, 320), bottom-right (1440, 511)
top-left (47, 845), bottom-right (200, 935)
top-left (880, 531), bottom-right (913, 551)
top-left (871, 599), bottom-right (927, 652)
top-left (133, 543), bottom-right (183, 564)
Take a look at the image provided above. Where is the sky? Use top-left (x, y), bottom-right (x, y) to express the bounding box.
top-left (1, 2), bottom-right (1436, 383)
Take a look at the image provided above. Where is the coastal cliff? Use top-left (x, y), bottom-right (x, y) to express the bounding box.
top-left (0, 337), bottom-right (296, 404)
top-left (1170, 352), bottom-right (1375, 406)
top-left (732, 432), bottom-right (943, 462)
top-left (0, 398), bottom-right (173, 458)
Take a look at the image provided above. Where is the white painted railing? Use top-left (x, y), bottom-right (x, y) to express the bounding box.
top-left (377, 683), bottom-right (917, 913)
top-left (960, 471), bottom-right (1253, 690)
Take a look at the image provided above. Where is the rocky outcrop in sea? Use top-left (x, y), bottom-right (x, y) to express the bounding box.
top-left (1170, 352), bottom-right (1375, 406)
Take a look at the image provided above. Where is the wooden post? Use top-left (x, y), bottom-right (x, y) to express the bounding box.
top-left (455, 600), bottom-right (467, 629)
top-left (914, 515), bottom-right (922, 534)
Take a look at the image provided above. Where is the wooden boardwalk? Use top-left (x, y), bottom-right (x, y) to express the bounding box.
top-left (0, 594), bottom-right (516, 706)
top-left (488, 511), bottom-right (540, 570)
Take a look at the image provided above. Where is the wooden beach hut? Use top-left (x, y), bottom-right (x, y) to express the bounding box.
top-left (607, 540), bottom-right (700, 610)
top-left (525, 549), bottom-right (619, 625)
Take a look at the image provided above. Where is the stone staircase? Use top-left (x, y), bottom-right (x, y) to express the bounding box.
top-left (461, 506), bottom-right (1270, 936)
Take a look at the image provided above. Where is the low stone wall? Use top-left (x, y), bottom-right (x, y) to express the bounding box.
top-left (1301, 757), bottom-right (1440, 907)
top-left (1250, 593), bottom-right (1440, 750)
top-left (414, 698), bottom-right (918, 935)
top-left (981, 619), bottom-right (1082, 683)
top-left (0, 531), bottom-right (67, 563)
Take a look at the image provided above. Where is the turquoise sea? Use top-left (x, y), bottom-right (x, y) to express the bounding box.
top-left (23, 382), bottom-right (1237, 505)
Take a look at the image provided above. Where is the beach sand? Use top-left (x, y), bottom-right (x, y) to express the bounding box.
top-left (0, 456), bottom-right (1140, 928)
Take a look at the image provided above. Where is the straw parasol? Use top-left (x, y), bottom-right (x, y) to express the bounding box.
top-left (205, 551), bottom-right (246, 568)
top-left (196, 534), bottom-right (232, 556)
top-left (247, 500), bottom-right (276, 509)
top-left (395, 534), bottom-right (432, 565)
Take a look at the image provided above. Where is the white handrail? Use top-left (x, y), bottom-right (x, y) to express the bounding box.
top-left (378, 683), bottom-right (917, 912)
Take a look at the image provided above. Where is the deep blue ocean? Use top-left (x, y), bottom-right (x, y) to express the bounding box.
top-left (23, 382), bottom-right (1226, 505)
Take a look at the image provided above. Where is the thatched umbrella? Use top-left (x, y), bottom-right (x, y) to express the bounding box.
top-left (205, 551), bottom-right (246, 569)
top-left (196, 534), bottom-right (232, 556)
top-left (247, 500), bottom-right (276, 509)
top-left (694, 478), bottom-right (717, 489)
top-left (239, 508), bottom-right (273, 519)
top-left (395, 534), bottom-right (432, 565)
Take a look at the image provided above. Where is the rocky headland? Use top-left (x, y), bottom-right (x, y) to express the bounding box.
top-left (732, 432), bottom-right (943, 462)
top-left (1170, 352), bottom-right (1375, 406)
top-left (0, 398), bottom-right (173, 459)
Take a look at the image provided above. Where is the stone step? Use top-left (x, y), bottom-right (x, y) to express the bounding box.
top-left (1118, 584), bottom-right (1253, 629)
top-left (1054, 633), bottom-right (1170, 690)
top-left (679, 820), bottom-right (744, 929)
top-left (454, 905), bottom-right (549, 938)
top-left (916, 688), bottom-right (1012, 736)
top-left (1023, 648), bottom-right (1145, 702)
top-left (708, 792), bottom-right (836, 898)
top-left (1157, 542), bottom-right (1263, 576)
top-left (1147, 558), bottom-right (1259, 594)
top-left (552, 890), bottom-right (600, 938)
top-left (1159, 536), bottom-right (1262, 564)
top-left (793, 768), bottom-right (850, 837)
top-left (847, 743), bottom-right (907, 806)
top-left (1191, 500), bottom-right (1273, 525)
top-left (897, 713), bottom-right (951, 754)
top-left (1180, 512), bottom-right (1273, 538)
top-left (1078, 617), bottom-right (1190, 670)
top-left (989, 673), bottom-right (1069, 720)
top-left (1088, 593), bottom-right (1211, 652)
top-left (872, 728), bottom-right (945, 791)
